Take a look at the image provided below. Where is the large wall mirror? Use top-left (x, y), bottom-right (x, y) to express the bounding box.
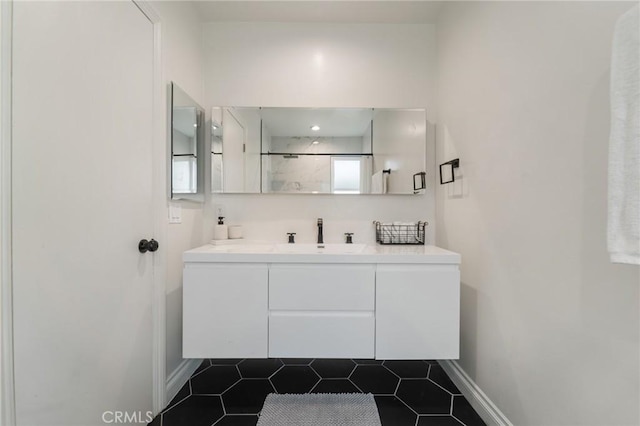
top-left (211, 107), bottom-right (426, 195)
top-left (171, 82), bottom-right (204, 201)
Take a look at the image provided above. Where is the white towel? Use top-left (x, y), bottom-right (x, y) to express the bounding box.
top-left (371, 170), bottom-right (387, 194)
top-left (608, 5), bottom-right (640, 265)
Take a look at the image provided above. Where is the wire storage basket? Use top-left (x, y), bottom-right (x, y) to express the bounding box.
top-left (374, 221), bottom-right (427, 245)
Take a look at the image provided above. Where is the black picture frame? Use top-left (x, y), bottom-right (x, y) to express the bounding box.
top-left (439, 159), bottom-right (460, 184)
top-left (413, 172), bottom-right (426, 193)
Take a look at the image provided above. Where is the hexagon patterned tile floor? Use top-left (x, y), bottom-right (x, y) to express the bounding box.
top-left (311, 359), bottom-right (357, 378)
top-left (149, 359), bottom-right (486, 426)
top-left (270, 366), bottom-right (321, 393)
top-left (191, 366), bottom-right (241, 395)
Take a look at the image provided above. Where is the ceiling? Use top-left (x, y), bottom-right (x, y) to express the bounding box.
top-left (192, 1), bottom-right (444, 24)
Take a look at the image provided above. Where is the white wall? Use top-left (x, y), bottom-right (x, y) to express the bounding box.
top-left (203, 22), bottom-right (437, 244)
top-left (436, 2), bottom-right (639, 425)
top-left (152, 0), bottom-right (205, 377)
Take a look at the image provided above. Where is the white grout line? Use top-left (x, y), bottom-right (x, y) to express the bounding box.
top-left (429, 364), bottom-right (462, 393)
top-left (347, 363), bottom-right (357, 377)
top-left (392, 379), bottom-right (402, 396)
top-left (348, 377), bottom-right (365, 393)
top-left (282, 358), bottom-right (315, 366)
top-left (380, 363), bottom-right (403, 397)
top-left (267, 361), bottom-right (285, 392)
top-left (210, 396), bottom-right (228, 425)
top-left (347, 365), bottom-right (357, 379)
top-left (309, 363), bottom-right (321, 378)
top-left (309, 365), bottom-right (322, 380)
top-left (420, 414), bottom-right (458, 417)
top-left (451, 413), bottom-right (468, 426)
top-left (267, 362), bottom-right (286, 379)
top-left (189, 364), bottom-right (212, 379)
top-left (220, 395), bottom-right (227, 416)
top-left (349, 363), bottom-right (378, 380)
top-left (210, 404), bottom-right (255, 426)
top-left (163, 394), bottom-right (189, 413)
top-left (220, 378), bottom-right (243, 396)
top-left (308, 378), bottom-right (321, 393)
top-left (428, 376), bottom-right (459, 396)
top-left (381, 362), bottom-right (402, 381)
top-left (396, 394), bottom-right (421, 417)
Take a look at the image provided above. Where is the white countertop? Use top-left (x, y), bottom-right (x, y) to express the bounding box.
top-left (183, 242), bottom-right (461, 264)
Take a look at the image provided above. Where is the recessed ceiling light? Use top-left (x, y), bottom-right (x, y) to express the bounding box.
top-left (193, 124), bottom-right (198, 127)
top-left (311, 125), bottom-right (320, 131)
top-left (212, 125), bottom-right (218, 130)
top-left (312, 140), bottom-right (319, 145)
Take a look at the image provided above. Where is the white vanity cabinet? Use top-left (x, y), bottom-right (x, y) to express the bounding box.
top-left (268, 264), bottom-right (375, 358)
top-left (183, 263), bottom-right (268, 358)
top-left (182, 244), bottom-right (461, 360)
top-left (375, 265), bottom-right (460, 359)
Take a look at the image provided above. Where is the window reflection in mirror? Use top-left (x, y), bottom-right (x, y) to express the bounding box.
top-left (331, 156), bottom-right (372, 194)
top-left (171, 82), bottom-right (204, 201)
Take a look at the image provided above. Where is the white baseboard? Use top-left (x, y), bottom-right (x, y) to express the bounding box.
top-left (166, 359), bottom-right (201, 405)
top-left (439, 360), bottom-right (513, 426)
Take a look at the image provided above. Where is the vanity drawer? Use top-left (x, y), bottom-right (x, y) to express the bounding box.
top-left (269, 264), bottom-right (375, 311)
top-left (269, 312), bottom-right (374, 358)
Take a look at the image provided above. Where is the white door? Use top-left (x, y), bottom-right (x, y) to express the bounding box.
top-left (12, 2), bottom-right (156, 425)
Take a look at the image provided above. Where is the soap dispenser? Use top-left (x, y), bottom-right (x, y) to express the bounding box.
top-left (213, 217), bottom-right (228, 240)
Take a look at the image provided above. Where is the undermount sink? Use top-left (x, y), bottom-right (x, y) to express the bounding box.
top-left (275, 243), bottom-right (367, 254)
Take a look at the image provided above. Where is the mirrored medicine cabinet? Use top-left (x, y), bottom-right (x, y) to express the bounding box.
top-left (170, 82), bottom-right (205, 201)
top-left (211, 107), bottom-right (427, 195)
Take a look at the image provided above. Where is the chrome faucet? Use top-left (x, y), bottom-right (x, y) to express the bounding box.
top-left (317, 218), bottom-right (324, 244)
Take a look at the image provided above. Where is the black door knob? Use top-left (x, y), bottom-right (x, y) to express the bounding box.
top-left (148, 239), bottom-right (159, 252)
top-left (139, 239), bottom-right (159, 253)
top-left (139, 239), bottom-right (149, 253)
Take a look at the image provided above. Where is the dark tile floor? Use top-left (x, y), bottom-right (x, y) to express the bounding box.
top-left (149, 359), bottom-right (486, 426)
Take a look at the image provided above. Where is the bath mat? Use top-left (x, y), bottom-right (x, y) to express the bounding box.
top-left (257, 393), bottom-right (382, 426)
